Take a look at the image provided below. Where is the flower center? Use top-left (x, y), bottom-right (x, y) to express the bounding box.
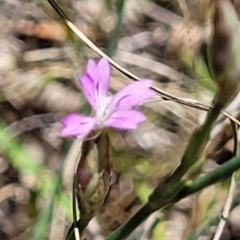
top-left (95, 96), bottom-right (112, 126)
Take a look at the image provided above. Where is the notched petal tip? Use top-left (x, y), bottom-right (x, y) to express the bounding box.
top-left (95, 57), bottom-right (111, 98)
top-left (97, 57), bottom-right (109, 68)
top-left (132, 79), bottom-right (156, 97)
top-left (109, 79), bottom-right (156, 112)
top-left (86, 59), bottom-right (97, 74)
top-left (78, 57), bottom-right (111, 109)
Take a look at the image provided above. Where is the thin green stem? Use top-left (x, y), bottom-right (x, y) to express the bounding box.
top-left (148, 102), bottom-right (224, 209)
top-left (105, 0), bottom-right (125, 56)
top-left (105, 155), bottom-right (240, 240)
top-left (170, 102), bottom-right (224, 182)
top-left (105, 203), bottom-right (154, 240)
top-left (179, 156), bottom-right (240, 197)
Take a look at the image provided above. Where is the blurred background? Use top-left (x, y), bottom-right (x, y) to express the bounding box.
top-left (1, 0), bottom-right (240, 239)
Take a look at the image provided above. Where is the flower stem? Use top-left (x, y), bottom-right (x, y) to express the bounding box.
top-left (105, 155), bottom-right (240, 240)
top-left (179, 155), bottom-right (240, 197)
top-left (105, 203), bottom-right (154, 240)
top-left (171, 102), bottom-right (223, 181)
top-left (105, 100), bottom-right (227, 240)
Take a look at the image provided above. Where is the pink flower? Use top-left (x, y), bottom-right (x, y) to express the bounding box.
top-left (61, 58), bottom-right (155, 139)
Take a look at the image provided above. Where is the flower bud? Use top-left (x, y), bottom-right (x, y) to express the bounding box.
top-left (76, 130), bottom-right (111, 231)
top-left (208, 0), bottom-right (240, 104)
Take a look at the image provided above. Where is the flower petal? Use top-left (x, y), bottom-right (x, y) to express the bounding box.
top-left (78, 58), bottom-right (110, 110)
top-left (78, 59), bottom-right (98, 109)
top-left (108, 80), bottom-right (155, 112)
top-left (86, 59), bottom-right (97, 78)
top-left (61, 113), bottom-right (96, 138)
top-left (105, 109), bottom-right (146, 130)
top-left (95, 58), bottom-right (110, 101)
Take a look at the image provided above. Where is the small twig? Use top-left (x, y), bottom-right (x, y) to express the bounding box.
top-left (72, 148), bottom-right (82, 240)
top-left (47, 0), bottom-right (198, 108)
top-left (0, 184), bottom-right (21, 202)
top-left (213, 121), bottom-right (238, 240)
top-left (47, 0), bottom-right (240, 127)
top-left (213, 173), bottom-right (236, 240)
top-left (178, 0), bottom-right (191, 22)
top-left (188, 190), bottom-right (240, 239)
top-left (5, 113), bottom-right (60, 138)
